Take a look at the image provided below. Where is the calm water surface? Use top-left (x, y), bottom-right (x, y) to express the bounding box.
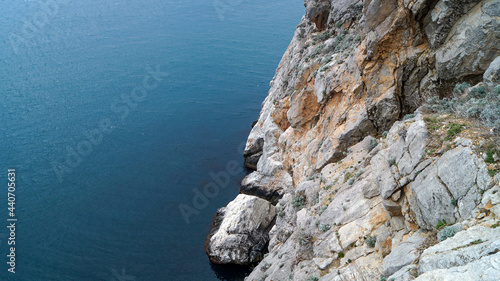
top-left (0, 0), bottom-right (302, 280)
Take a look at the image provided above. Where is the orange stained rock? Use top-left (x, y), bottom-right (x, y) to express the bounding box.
top-left (370, 206), bottom-right (390, 227)
top-left (484, 200), bottom-right (493, 210)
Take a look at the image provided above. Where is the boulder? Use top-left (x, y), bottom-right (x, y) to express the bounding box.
top-left (205, 194), bottom-right (276, 264)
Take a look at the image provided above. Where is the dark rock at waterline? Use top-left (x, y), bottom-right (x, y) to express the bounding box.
top-left (240, 171), bottom-right (290, 205)
top-left (244, 138), bottom-right (264, 170)
top-left (244, 151), bottom-right (262, 170)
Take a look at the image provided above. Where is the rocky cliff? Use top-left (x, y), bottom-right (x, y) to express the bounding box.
top-left (206, 0), bottom-right (500, 280)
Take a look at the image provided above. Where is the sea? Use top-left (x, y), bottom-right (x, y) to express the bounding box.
top-left (0, 0), bottom-right (302, 280)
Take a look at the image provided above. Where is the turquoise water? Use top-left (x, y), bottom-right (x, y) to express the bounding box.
top-left (0, 1), bottom-right (302, 280)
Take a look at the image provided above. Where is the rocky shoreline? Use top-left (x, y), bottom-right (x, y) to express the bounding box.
top-left (206, 0), bottom-right (500, 280)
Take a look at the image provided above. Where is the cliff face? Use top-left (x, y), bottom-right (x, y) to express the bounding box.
top-left (206, 0), bottom-right (500, 280)
top-left (244, 0), bottom-right (499, 186)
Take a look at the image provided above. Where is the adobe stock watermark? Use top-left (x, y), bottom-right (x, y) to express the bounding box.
top-left (178, 142), bottom-right (247, 224)
top-left (51, 65), bottom-right (169, 182)
top-left (213, 0), bottom-right (245, 21)
top-left (8, 0), bottom-right (69, 54)
top-left (110, 268), bottom-right (136, 281)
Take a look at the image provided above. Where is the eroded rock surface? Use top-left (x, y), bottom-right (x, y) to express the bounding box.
top-left (418, 225), bottom-right (500, 274)
top-left (205, 194), bottom-right (276, 264)
top-left (206, 0), bottom-right (500, 279)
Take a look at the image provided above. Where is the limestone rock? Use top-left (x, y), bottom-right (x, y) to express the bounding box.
top-left (362, 175), bottom-right (379, 199)
top-left (383, 199), bottom-right (402, 217)
top-left (372, 150), bottom-right (398, 200)
top-left (244, 137), bottom-right (264, 170)
top-left (388, 264), bottom-right (418, 281)
top-left (240, 170), bottom-right (291, 204)
top-left (436, 147), bottom-right (482, 218)
top-left (339, 221), bottom-right (369, 249)
top-left (415, 252), bottom-right (500, 281)
top-left (372, 115), bottom-right (428, 200)
top-left (205, 194), bottom-right (276, 264)
top-left (328, 0), bottom-right (363, 26)
top-left (244, 151), bottom-right (262, 170)
top-left (399, 119), bottom-right (428, 176)
top-left (435, 0), bottom-right (500, 80)
top-left (319, 182), bottom-right (374, 226)
top-left (382, 232), bottom-right (426, 276)
top-left (484, 56), bottom-right (500, 91)
top-left (287, 88), bottom-right (319, 128)
top-left (481, 184), bottom-right (500, 217)
top-left (256, 122), bottom-right (284, 176)
top-left (209, 0), bottom-right (500, 278)
top-left (407, 146), bottom-right (492, 230)
top-left (423, 0), bottom-right (481, 49)
top-left (316, 118), bottom-right (376, 171)
top-left (313, 257), bottom-right (334, 270)
top-left (304, 0), bottom-right (331, 30)
top-left (407, 163), bottom-right (456, 230)
top-left (418, 225), bottom-right (500, 274)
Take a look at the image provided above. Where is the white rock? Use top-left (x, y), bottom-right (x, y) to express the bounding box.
top-left (415, 252), bottom-right (500, 281)
top-left (418, 225), bottom-right (500, 274)
top-left (382, 232), bottom-right (426, 276)
top-left (483, 56), bottom-right (500, 91)
top-left (205, 194), bottom-right (276, 264)
top-left (339, 221), bottom-right (368, 249)
top-left (313, 257), bottom-right (334, 270)
top-left (388, 264), bottom-right (418, 281)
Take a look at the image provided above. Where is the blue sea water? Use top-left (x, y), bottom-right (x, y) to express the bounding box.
top-left (0, 1), bottom-right (302, 280)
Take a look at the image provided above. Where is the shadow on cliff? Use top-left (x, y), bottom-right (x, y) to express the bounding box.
top-left (209, 262), bottom-right (254, 281)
